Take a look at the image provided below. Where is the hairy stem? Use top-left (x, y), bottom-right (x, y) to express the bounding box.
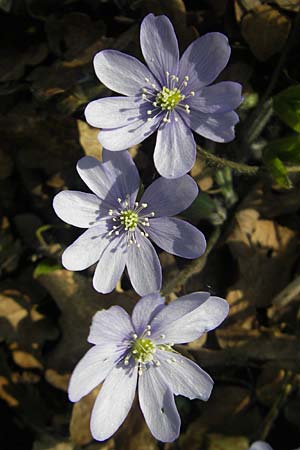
top-left (197, 146), bottom-right (260, 175)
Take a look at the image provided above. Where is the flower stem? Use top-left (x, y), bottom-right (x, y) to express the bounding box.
top-left (197, 146), bottom-right (260, 175)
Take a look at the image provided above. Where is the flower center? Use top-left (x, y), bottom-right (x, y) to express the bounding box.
top-left (156, 87), bottom-right (183, 111)
top-left (132, 338), bottom-right (156, 363)
top-left (142, 73), bottom-right (194, 124)
top-left (120, 209), bottom-right (139, 231)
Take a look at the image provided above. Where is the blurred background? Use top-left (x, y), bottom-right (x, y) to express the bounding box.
top-left (0, 0), bottom-right (300, 449)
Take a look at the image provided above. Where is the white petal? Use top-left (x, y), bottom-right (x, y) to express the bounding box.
top-left (126, 234), bottom-right (162, 296)
top-left (88, 305), bottom-right (134, 345)
top-left (94, 50), bottom-right (157, 96)
top-left (156, 349), bottom-right (213, 401)
top-left (85, 96), bottom-right (143, 129)
top-left (68, 346), bottom-right (122, 402)
top-left (150, 293), bottom-right (229, 344)
top-left (93, 235), bottom-right (127, 294)
top-left (138, 366), bottom-right (180, 442)
top-left (53, 191), bottom-right (101, 228)
top-left (62, 224), bottom-right (108, 271)
top-left (90, 363), bottom-right (138, 441)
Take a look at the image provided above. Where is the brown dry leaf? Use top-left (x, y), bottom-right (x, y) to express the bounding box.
top-left (176, 382), bottom-right (261, 447)
top-left (70, 386), bottom-right (100, 445)
top-left (33, 437), bottom-right (74, 450)
top-left (38, 270), bottom-right (137, 374)
top-left (45, 369), bottom-right (70, 392)
top-left (234, 0), bottom-right (262, 23)
top-left (206, 434), bottom-right (249, 450)
top-left (215, 328), bottom-right (300, 371)
top-left (225, 205), bottom-right (298, 328)
top-left (114, 399), bottom-right (159, 450)
top-left (12, 350), bottom-right (43, 370)
top-left (0, 288), bottom-right (58, 368)
top-left (77, 120), bottom-right (102, 159)
top-left (141, 0), bottom-right (197, 49)
top-left (178, 419), bottom-right (205, 450)
top-left (0, 375), bottom-right (19, 407)
top-left (241, 4), bottom-right (291, 61)
top-left (274, 0), bottom-right (300, 12)
top-left (195, 385), bottom-right (261, 436)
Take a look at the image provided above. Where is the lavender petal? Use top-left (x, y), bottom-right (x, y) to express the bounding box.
top-left (140, 13), bottom-right (179, 85)
top-left (85, 96), bottom-right (144, 129)
top-left (140, 174), bottom-right (198, 217)
top-left (148, 217), bottom-right (206, 259)
top-left (189, 81), bottom-right (243, 114)
top-left (102, 149), bottom-right (140, 207)
top-left (88, 305), bottom-right (134, 346)
top-left (99, 115), bottom-right (160, 151)
top-left (94, 50), bottom-right (157, 96)
top-left (150, 293), bottom-right (229, 344)
top-left (68, 346), bottom-right (123, 402)
top-left (91, 363), bottom-right (138, 441)
top-left (76, 156), bottom-right (121, 208)
top-left (126, 234), bottom-right (162, 296)
top-left (154, 113), bottom-right (196, 178)
top-left (62, 225), bottom-right (108, 271)
top-left (186, 110), bottom-right (240, 143)
top-left (179, 32), bottom-right (231, 92)
top-left (138, 365), bottom-right (180, 442)
top-left (132, 293), bottom-right (165, 336)
top-left (249, 443), bottom-right (273, 450)
top-left (53, 191), bottom-right (102, 228)
top-left (156, 349), bottom-right (213, 401)
top-left (93, 235), bottom-right (127, 294)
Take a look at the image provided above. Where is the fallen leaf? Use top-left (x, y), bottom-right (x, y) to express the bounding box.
top-left (241, 4), bottom-right (291, 61)
top-left (70, 387), bottom-right (100, 446)
top-left (225, 204), bottom-right (299, 327)
top-left (38, 269), bottom-right (137, 373)
top-left (77, 120), bottom-right (102, 159)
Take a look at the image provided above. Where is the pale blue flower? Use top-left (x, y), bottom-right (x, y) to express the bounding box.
top-left (53, 149), bottom-right (206, 295)
top-left (68, 292), bottom-right (229, 442)
top-left (249, 443), bottom-right (273, 450)
top-left (85, 13), bottom-right (243, 178)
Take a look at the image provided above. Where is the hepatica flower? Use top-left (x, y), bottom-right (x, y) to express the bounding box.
top-left (68, 292), bottom-right (229, 442)
top-left (85, 13), bottom-right (243, 178)
top-left (249, 443), bottom-right (273, 450)
top-left (53, 150), bottom-right (206, 295)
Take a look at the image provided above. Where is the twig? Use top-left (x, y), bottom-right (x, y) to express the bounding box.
top-left (197, 146), bottom-right (260, 175)
top-left (197, 145), bottom-right (300, 178)
top-left (162, 226), bottom-right (221, 295)
top-left (259, 371), bottom-right (294, 442)
top-left (272, 274), bottom-right (300, 307)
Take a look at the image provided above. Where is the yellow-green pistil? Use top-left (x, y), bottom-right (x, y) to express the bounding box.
top-left (120, 210), bottom-right (139, 231)
top-left (132, 338), bottom-right (156, 363)
top-left (156, 87), bottom-right (183, 111)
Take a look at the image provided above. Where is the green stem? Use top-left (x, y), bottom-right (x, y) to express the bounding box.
top-left (197, 146), bottom-right (260, 175)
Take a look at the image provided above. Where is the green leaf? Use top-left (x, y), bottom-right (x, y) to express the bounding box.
top-left (182, 192), bottom-right (227, 225)
top-left (263, 135), bottom-right (300, 163)
top-left (33, 260), bottom-right (61, 279)
top-left (264, 156), bottom-right (292, 189)
top-left (273, 84), bottom-right (300, 132)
